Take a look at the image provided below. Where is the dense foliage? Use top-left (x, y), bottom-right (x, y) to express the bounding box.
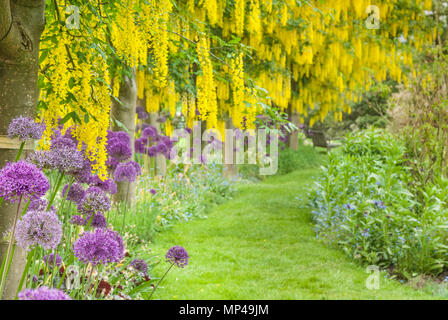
top-left (309, 129), bottom-right (448, 278)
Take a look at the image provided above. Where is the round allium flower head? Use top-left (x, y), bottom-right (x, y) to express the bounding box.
top-left (18, 286), bottom-right (71, 300)
top-left (8, 116), bottom-right (44, 141)
top-left (0, 160), bottom-right (49, 203)
top-left (28, 147), bottom-right (84, 174)
top-left (89, 176), bottom-right (117, 195)
top-left (109, 180), bottom-right (117, 195)
top-left (147, 146), bottom-right (157, 157)
top-left (84, 213), bottom-right (107, 229)
top-left (150, 188), bottom-right (157, 195)
top-left (107, 130), bottom-right (132, 163)
top-left (136, 106), bottom-right (149, 120)
top-left (43, 253), bottom-right (62, 268)
top-left (142, 126), bottom-right (158, 139)
top-left (28, 198), bottom-right (54, 213)
top-left (72, 158), bottom-right (93, 184)
top-left (114, 161), bottom-right (141, 182)
top-left (15, 210), bottom-right (62, 250)
top-left (165, 246), bottom-right (189, 268)
top-left (50, 133), bottom-right (77, 150)
top-left (130, 258), bottom-right (148, 274)
top-left (73, 228), bottom-right (124, 266)
top-left (156, 142), bottom-right (168, 154)
top-left (135, 137), bottom-right (148, 154)
top-left (51, 147), bottom-right (84, 174)
top-left (78, 186), bottom-right (111, 215)
top-left (62, 183), bottom-right (85, 204)
top-left (70, 215), bottom-right (85, 226)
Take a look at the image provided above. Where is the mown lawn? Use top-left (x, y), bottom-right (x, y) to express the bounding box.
top-left (149, 168), bottom-right (438, 300)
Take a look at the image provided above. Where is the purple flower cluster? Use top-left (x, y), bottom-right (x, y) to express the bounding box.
top-left (18, 287), bottom-right (71, 300)
top-left (84, 212), bottom-right (107, 229)
top-left (62, 183), bottom-right (86, 204)
top-left (28, 198), bottom-right (54, 212)
top-left (130, 258), bottom-right (148, 274)
top-left (142, 126), bottom-right (158, 139)
top-left (114, 161), bottom-right (142, 182)
top-left (89, 176), bottom-right (117, 195)
top-left (165, 246), bottom-right (189, 268)
top-left (106, 130), bottom-right (132, 171)
top-left (73, 228), bottom-right (124, 266)
top-left (72, 158), bottom-right (94, 184)
top-left (0, 160), bottom-right (49, 203)
top-left (135, 128), bottom-right (174, 159)
top-left (136, 106), bottom-right (149, 120)
top-left (15, 209), bottom-right (63, 250)
top-left (77, 186), bottom-right (111, 215)
top-left (28, 146), bottom-right (84, 174)
top-left (8, 116), bottom-right (44, 141)
top-left (43, 253), bottom-right (63, 268)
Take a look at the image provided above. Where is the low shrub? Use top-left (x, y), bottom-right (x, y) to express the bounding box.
top-left (309, 129), bottom-right (448, 278)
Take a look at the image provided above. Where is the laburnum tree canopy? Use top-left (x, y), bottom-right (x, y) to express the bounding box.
top-left (32, 0), bottom-right (435, 178)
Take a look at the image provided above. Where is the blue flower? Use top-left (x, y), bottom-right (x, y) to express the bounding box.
top-left (343, 203), bottom-right (356, 210)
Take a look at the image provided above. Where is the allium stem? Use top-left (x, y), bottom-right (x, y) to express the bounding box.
top-left (15, 247), bottom-right (35, 299)
top-left (47, 172), bottom-right (65, 211)
top-left (15, 141), bottom-right (25, 162)
top-left (148, 263), bottom-right (174, 300)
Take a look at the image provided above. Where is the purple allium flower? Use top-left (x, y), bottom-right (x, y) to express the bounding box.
top-left (109, 180), bottom-right (117, 195)
top-left (129, 161), bottom-right (142, 176)
top-left (77, 186), bottom-right (111, 215)
top-left (28, 198), bottom-right (54, 213)
top-left (0, 161), bottom-right (49, 203)
top-left (89, 176), bottom-right (115, 194)
top-left (18, 287), bottom-right (71, 300)
top-left (106, 130), bottom-right (132, 164)
top-left (142, 126), bottom-right (158, 139)
top-left (72, 158), bottom-right (93, 184)
top-left (51, 147), bottom-right (84, 173)
top-left (84, 212), bottom-right (107, 229)
top-left (165, 246), bottom-right (189, 268)
top-left (15, 210), bottom-right (62, 250)
top-left (114, 161), bottom-right (141, 182)
top-left (135, 137), bottom-right (148, 154)
top-left (136, 106), bottom-right (149, 120)
top-left (43, 253), bottom-right (62, 268)
top-left (156, 142), bottom-right (168, 154)
top-left (73, 228), bottom-right (124, 266)
top-left (150, 188), bottom-right (157, 195)
top-left (147, 146), bottom-right (157, 157)
top-left (62, 183), bottom-right (85, 204)
top-left (130, 258), bottom-right (148, 274)
top-left (8, 116), bottom-right (44, 141)
top-left (50, 134), bottom-right (77, 150)
top-left (28, 147), bottom-right (84, 174)
top-left (70, 215), bottom-right (85, 226)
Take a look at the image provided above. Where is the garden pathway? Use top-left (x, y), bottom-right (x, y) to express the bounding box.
top-left (150, 169), bottom-right (435, 299)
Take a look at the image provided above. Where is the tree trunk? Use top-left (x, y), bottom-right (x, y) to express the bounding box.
top-left (224, 118), bottom-right (238, 178)
top-left (0, 0), bottom-right (46, 299)
top-left (289, 112), bottom-right (301, 151)
top-left (149, 112), bottom-right (166, 176)
top-left (111, 70), bottom-right (137, 206)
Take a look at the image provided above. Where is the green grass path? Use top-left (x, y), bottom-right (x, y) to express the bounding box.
top-left (150, 169), bottom-right (436, 299)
